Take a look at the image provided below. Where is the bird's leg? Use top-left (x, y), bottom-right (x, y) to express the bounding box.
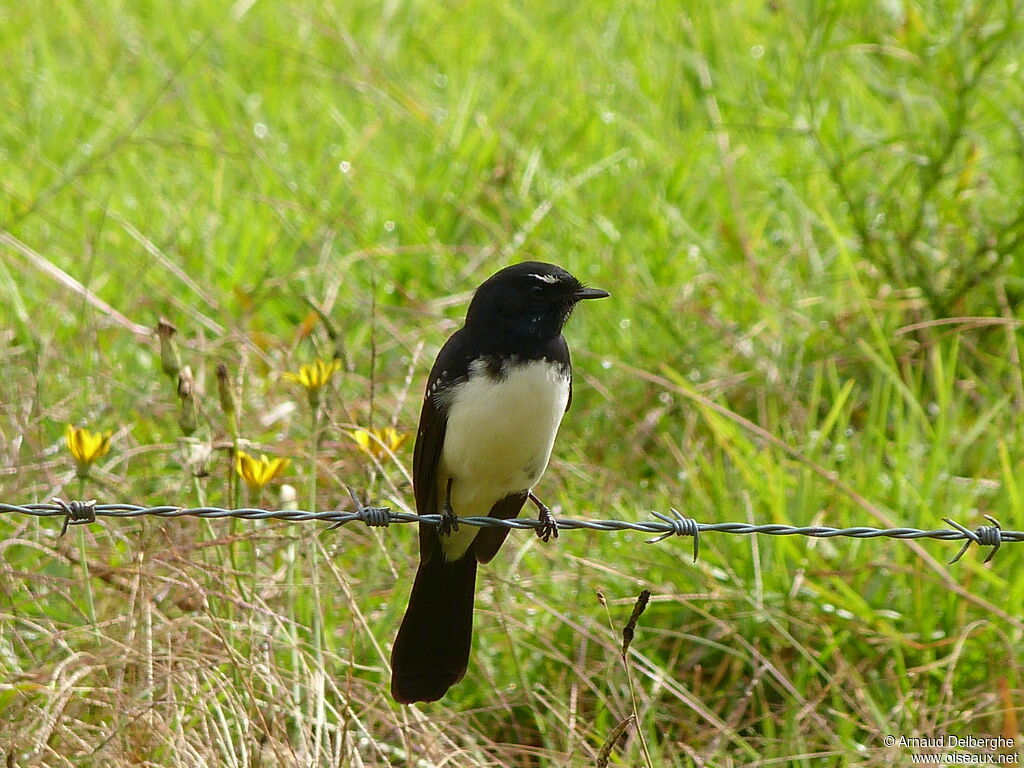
top-left (437, 477), bottom-right (459, 537)
top-left (528, 491), bottom-right (559, 542)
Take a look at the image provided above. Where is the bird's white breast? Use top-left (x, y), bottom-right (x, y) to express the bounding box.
top-left (437, 357), bottom-right (570, 559)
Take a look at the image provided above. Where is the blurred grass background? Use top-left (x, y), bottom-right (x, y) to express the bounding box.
top-left (2, 0), bottom-right (1023, 765)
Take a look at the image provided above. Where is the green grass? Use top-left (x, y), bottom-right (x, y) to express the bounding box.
top-left (2, 0), bottom-right (1023, 765)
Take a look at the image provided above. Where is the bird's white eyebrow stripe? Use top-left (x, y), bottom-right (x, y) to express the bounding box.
top-left (528, 273), bottom-right (560, 284)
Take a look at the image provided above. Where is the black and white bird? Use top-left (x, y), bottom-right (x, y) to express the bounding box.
top-left (390, 261), bottom-right (609, 704)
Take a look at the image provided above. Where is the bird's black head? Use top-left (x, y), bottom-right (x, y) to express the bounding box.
top-left (464, 261), bottom-right (609, 342)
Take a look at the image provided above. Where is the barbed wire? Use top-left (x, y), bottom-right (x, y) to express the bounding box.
top-left (1, 498), bottom-right (1019, 565)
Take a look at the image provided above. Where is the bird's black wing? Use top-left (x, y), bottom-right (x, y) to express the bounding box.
top-left (412, 329), bottom-right (469, 563)
top-left (472, 490), bottom-right (528, 563)
top-left (565, 340), bottom-right (573, 412)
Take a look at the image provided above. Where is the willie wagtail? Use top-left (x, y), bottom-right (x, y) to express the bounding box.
top-left (390, 261), bottom-right (609, 704)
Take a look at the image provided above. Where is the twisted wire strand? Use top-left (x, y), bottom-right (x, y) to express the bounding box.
top-left (1, 501), bottom-right (1019, 563)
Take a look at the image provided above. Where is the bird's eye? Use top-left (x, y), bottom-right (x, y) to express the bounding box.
top-left (530, 285), bottom-right (545, 300)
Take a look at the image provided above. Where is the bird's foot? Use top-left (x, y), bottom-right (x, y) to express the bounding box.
top-left (532, 495), bottom-right (559, 543)
top-left (437, 498), bottom-right (460, 537)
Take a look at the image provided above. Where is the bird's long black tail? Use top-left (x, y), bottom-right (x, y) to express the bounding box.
top-left (390, 552), bottom-right (477, 703)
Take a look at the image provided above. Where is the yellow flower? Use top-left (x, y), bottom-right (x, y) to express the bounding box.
top-left (351, 426), bottom-right (408, 459)
top-left (283, 359), bottom-right (341, 389)
top-left (65, 424), bottom-right (112, 478)
top-left (283, 358), bottom-right (342, 409)
top-left (235, 450), bottom-right (290, 492)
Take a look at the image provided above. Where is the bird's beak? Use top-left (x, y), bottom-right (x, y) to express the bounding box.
top-left (575, 286), bottom-right (610, 300)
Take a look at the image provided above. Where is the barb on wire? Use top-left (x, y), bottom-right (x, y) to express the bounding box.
top-left (646, 509), bottom-right (699, 562)
top-left (943, 515), bottom-right (1002, 564)
top-left (335, 485), bottom-right (390, 529)
top-left (53, 497), bottom-right (97, 536)
top-left (1, 500), bottom-right (1020, 565)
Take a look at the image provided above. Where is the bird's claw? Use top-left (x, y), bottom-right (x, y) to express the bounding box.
top-left (535, 501), bottom-right (559, 543)
top-left (438, 499), bottom-right (459, 537)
